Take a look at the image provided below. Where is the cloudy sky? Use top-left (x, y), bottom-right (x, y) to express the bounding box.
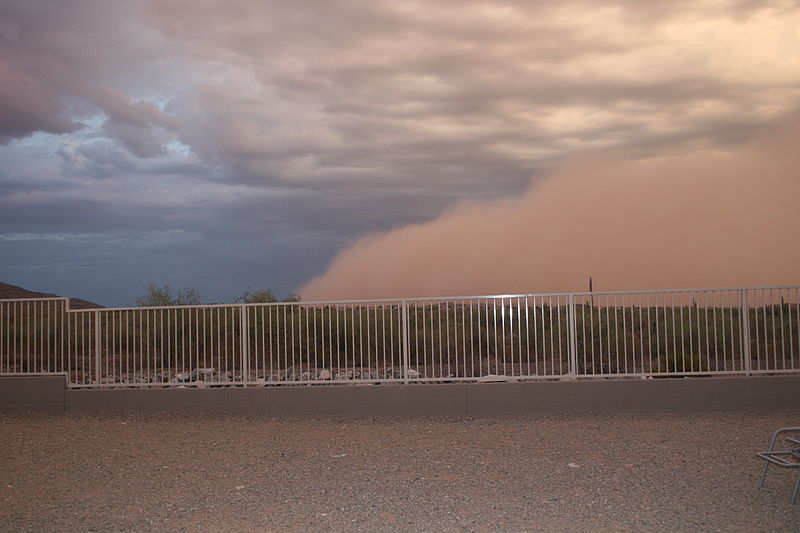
top-left (1, 0), bottom-right (799, 306)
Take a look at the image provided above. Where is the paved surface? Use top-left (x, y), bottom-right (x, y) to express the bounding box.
top-left (1, 409), bottom-right (799, 532)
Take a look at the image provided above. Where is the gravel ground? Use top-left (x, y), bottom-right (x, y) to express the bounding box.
top-left (1, 409), bottom-right (799, 532)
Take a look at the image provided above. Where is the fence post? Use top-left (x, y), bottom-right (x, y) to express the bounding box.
top-left (240, 305), bottom-right (249, 386)
top-left (94, 310), bottom-right (101, 385)
top-left (568, 294), bottom-right (578, 377)
top-left (401, 300), bottom-right (410, 384)
top-left (740, 289), bottom-right (751, 375)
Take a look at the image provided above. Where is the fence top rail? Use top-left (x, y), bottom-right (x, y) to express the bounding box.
top-left (2, 285), bottom-right (798, 313)
top-left (0, 297), bottom-right (69, 303)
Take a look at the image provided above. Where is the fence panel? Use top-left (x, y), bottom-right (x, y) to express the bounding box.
top-left (404, 296), bottom-right (573, 380)
top-left (747, 287), bottom-right (800, 373)
top-left (0, 298), bottom-right (68, 375)
top-left (246, 301), bottom-right (407, 383)
top-left (572, 289), bottom-right (747, 376)
top-left (83, 305), bottom-right (244, 387)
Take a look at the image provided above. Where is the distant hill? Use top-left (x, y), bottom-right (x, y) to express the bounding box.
top-left (0, 281), bottom-right (103, 309)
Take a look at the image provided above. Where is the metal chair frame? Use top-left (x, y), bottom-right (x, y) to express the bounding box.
top-left (758, 427), bottom-right (800, 504)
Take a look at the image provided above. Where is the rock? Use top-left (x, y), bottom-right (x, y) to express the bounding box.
top-left (189, 368), bottom-right (215, 381)
top-left (301, 371), bottom-right (312, 381)
top-left (318, 369), bottom-right (332, 380)
top-left (405, 369), bottom-right (420, 379)
top-left (477, 374), bottom-right (510, 382)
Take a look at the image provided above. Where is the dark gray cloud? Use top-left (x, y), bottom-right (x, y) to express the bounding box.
top-left (93, 87), bottom-right (178, 158)
top-left (0, 0), bottom-right (798, 305)
top-left (0, 1), bottom-right (179, 150)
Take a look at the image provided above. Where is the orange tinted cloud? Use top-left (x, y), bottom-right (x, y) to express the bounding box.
top-left (301, 117), bottom-right (800, 300)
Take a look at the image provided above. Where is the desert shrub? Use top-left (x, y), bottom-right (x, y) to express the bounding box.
top-left (136, 284), bottom-right (201, 306)
top-left (657, 350), bottom-right (707, 373)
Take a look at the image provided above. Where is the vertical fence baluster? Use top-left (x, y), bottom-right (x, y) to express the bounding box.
top-left (241, 305), bottom-right (248, 386)
top-left (94, 310), bottom-right (101, 385)
top-left (741, 289), bottom-right (752, 375)
top-left (401, 300), bottom-right (410, 384)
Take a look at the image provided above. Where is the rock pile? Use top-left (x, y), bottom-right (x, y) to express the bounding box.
top-left (95, 366), bottom-right (430, 387)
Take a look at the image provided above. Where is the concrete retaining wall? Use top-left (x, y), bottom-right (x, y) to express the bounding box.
top-left (0, 375), bottom-right (66, 412)
top-left (2, 375), bottom-right (799, 416)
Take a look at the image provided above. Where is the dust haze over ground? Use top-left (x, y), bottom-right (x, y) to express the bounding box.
top-left (302, 117), bottom-right (800, 301)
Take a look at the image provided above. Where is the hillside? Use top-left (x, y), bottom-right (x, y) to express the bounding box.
top-left (0, 281), bottom-right (103, 309)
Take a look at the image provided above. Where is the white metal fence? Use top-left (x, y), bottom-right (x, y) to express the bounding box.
top-left (1, 286), bottom-right (799, 388)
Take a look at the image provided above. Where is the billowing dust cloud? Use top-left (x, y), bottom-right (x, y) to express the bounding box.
top-left (301, 119), bottom-right (800, 300)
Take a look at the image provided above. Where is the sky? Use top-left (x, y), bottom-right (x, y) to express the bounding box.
top-left (1, 0), bottom-right (799, 306)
